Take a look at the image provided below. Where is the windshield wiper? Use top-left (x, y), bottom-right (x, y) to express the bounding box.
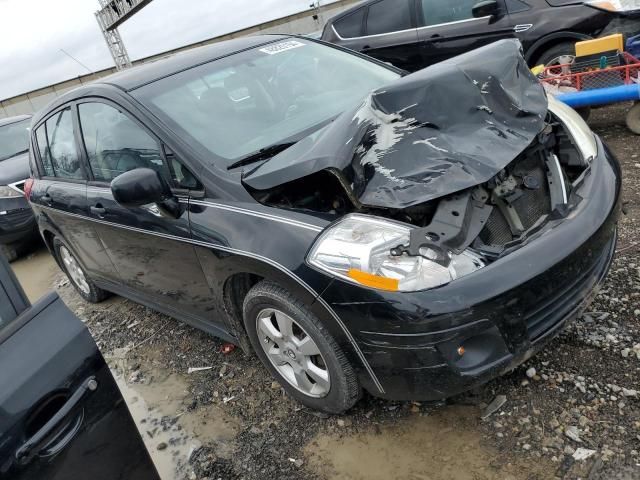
top-left (227, 142), bottom-right (296, 170)
top-left (0, 149), bottom-right (28, 162)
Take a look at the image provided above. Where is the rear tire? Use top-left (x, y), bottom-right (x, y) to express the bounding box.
top-left (53, 237), bottom-right (110, 303)
top-left (626, 102), bottom-right (640, 135)
top-left (243, 280), bottom-right (361, 414)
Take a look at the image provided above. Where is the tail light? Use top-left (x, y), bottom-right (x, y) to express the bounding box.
top-left (24, 178), bottom-right (34, 200)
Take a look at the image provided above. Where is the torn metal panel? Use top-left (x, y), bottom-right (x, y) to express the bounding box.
top-left (243, 39), bottom-right (548, 210)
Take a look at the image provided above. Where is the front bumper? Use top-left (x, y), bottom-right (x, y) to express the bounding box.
top-left (0, 197), bottom-right (36, 244)
top-left (319, 137), bottom-right (622, 400)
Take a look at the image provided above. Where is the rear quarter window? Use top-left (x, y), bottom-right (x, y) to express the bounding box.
top-left (333, 9), bottom-right (366, 38)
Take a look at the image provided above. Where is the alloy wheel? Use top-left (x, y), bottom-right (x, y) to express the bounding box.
top-left (59, 246), bottom-right (90, 295)
top-left (256, 308), bottom-right (331, 398)
top-left (546, 55), bottom-right (575, 75)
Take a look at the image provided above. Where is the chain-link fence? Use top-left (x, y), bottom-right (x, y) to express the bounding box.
top-left (540, 52), bottom-right (640, 95)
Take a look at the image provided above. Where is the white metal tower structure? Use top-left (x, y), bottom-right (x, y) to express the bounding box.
top-left (95, 0), bottom-right (154, 70)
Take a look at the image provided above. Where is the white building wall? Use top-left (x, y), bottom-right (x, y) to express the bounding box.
top-left (0, 0), bottom-right (360, 119)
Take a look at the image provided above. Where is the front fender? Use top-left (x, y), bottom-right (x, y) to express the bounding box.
top-left (188, 199), bottom-right (386, 394)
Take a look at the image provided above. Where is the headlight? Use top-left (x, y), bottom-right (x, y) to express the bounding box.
top-left (0, 185), bottom-right (21, 198)
top-left (548, 96), bottom-right (598, 162)
top-left (307, 214), bottom-right (485, 292)
top-left (586, 0), bottom-right (640, 12)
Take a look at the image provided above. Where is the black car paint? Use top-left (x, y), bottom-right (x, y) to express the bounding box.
top-left (319, 137), bottom-right (621, 399)
top-left (321, 0), bottom-right (640, 71)
top-left (0, 255), bottom-right (159, 479)
top-left (27, 35), bottom-right (620, 400)
top-left (0, 116), bottom-right (36, 246)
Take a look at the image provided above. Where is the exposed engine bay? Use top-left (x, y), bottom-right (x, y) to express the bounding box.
top-left (250, 111), bottom-right (589, 265)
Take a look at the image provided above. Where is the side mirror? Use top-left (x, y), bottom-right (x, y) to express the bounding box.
top-left (472, 0), bottom-right (499, 18)
top-left (111, 168), bottom-right (171, 208)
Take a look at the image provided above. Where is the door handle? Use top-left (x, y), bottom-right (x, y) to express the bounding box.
top-left (90, 205), bottom-right (107, 218)
top-left (15, 377), bottom-right (98, 466)
top-left (42, 194), bottom-right (52, 206)
top-left (362, 45), bottom-right (371, 51)
top-left (429, 34), bottom-right (442, 40)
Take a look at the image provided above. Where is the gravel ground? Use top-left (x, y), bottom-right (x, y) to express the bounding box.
top-left (41, 103), bottom-right (639, 480)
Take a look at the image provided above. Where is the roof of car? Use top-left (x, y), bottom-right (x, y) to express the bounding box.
top-left (0, 114), bottom-right (32, 128)
top-left (97, 34), bottom-right (290, 92)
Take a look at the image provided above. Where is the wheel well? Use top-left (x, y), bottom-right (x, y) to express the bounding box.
top-left (42, 230), bottom-right (55, 251)
top-left (42, 230), bottom-right (59, 268)
top-left (527, 37), bottom-right (580, 67)
top-left (223, 273), bottom-right (263, 353)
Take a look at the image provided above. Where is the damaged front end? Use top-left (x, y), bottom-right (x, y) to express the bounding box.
top-left (244, 40), bottom-right (595, 291)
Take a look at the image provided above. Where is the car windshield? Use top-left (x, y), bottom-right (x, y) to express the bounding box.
top-left (0, 119), bottom-right (30, 162)
top-left (132, 39), bottom-right (400, 166)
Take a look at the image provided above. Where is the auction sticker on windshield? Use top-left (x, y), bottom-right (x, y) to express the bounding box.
top-left (260, 40), bottom-right (305, 55)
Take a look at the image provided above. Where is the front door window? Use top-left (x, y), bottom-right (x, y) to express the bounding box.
top-left (78, 103), bottom-right (167, 183)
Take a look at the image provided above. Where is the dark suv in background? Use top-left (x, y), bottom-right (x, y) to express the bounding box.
top-left (321, 0), bottom-right (640, 71)
top-left (0, 115), bottom-right (37, 261)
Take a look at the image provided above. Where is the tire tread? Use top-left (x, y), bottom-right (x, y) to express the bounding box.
top-left (243, 280), bottom-right (361, 414)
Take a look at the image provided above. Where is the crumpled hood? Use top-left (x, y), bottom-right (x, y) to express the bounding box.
top-left (0, 152), bottom-right (30, 185)
top-left (243, 39), bottom-right (548, 210)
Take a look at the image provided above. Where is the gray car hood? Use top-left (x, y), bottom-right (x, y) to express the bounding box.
top-left (243, 40), bottom-right (548, 210)
top-left (0, 152), bottom-right (30, 185)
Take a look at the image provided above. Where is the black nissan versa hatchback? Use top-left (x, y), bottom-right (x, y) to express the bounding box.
top-left (28, 36), bottom-right (621, 414)
top-left (321, 0), bottom-right (640, 71)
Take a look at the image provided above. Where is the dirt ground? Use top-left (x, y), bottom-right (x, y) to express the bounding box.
top-left (11, 103), bottom-right (640, 480)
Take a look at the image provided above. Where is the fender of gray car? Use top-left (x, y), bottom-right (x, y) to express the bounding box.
top-left (0, 152), bottom-right (30, 185)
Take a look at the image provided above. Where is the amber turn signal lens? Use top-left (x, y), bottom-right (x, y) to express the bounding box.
top-left (347, 269), bottom-right (399, 292)
top-left (457, 346), bottom-right (466, 356)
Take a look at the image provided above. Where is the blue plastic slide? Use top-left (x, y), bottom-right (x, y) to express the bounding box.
top-left (556, 83), bottom-right (640, 109)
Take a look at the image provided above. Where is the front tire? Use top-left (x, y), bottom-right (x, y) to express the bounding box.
top-left (243, 281), bottom-right (361, 414)
top-left (536, 41), bottom-right (575, 68)
top-left (53, 237), bottom-right (110, 303)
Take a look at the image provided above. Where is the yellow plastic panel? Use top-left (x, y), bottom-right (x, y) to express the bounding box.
top-left (575, 34), bottom-right (624, 57)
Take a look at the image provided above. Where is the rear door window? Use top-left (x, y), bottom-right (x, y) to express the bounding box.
top-left (78, 102), bottom-right (167, 183)
top-left (334, 9), bottom-right (366, 38)
top-left (419, 0), bottom-right (479, 27)
top-left (35, 108), bottom-right (83, 179)
top-left (365, 0), bottom-right (413, 36)
top-left (505, 0), bottom-right (531, 13)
